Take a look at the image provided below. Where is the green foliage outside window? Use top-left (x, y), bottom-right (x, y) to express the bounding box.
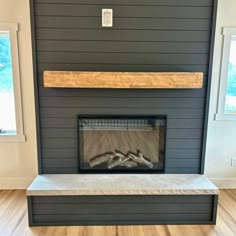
top-left (0, 36), bottom-right (13, 92)
top-left (227, 63), bottom-right (236, 97)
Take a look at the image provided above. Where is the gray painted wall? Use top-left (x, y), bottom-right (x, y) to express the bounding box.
top-left (32, 0), bottom-right (215, 174)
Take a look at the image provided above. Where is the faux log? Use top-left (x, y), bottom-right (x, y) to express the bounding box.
top-left (128, 152), bottom-right (154, 169)
top-left (107, 156), bottom-right (130, 169)
top-left (107, 151), bottom-right (137, 169)
top-left (89, 150), bottom-right (153, 169)
top-left (43, 71), bottom-right (203, 89)
top-left (119, 161), bottom-right (138, 168)
top-left (89, 152), bottom-right (114, 168)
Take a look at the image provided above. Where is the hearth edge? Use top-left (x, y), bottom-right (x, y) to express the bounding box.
top-left (27, 174), bottom-right (219, 196)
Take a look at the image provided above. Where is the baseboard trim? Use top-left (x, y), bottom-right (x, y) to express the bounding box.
top-left (0, 178), bottom-right (33, 189)
top-left (210, 178), bottom-right (236, 189)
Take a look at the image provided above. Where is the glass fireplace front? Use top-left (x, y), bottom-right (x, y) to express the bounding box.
top-left (78, 115), bottom-right (166, 173)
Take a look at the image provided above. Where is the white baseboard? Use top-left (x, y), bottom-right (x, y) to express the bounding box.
top-left (0, 178), bottom-right (33, 189)
top-left (210, 178), bottom-right (236, 189)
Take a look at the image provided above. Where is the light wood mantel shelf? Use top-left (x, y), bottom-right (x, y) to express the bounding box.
top-left (43, 71), bottom-right (203, 89)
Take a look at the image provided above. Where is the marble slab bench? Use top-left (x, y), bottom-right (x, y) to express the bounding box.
top-left (27, 174), bottom-right (219, 226)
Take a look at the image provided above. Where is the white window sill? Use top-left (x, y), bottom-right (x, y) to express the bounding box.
top-left (215, 113), bottom-right (236, 121)
top-left (0, 134), bottom-right (26, 143)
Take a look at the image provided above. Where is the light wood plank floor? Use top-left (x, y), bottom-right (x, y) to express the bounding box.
top-left (0, 190), bottom-right (236, 236)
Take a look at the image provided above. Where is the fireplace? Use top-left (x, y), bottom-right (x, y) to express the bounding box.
top-left (78, 115), bottom-right (166, 173)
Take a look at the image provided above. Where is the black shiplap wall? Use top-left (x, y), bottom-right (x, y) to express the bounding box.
top-left (32, 0), bottom-right (215, 174)
top-left (29, 195), bottom-right (216, 225)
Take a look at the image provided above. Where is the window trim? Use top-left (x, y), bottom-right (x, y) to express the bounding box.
top-left (0, 23), bottom-right (25, 142)
top-left (215, 27), bottom-right (236, 121)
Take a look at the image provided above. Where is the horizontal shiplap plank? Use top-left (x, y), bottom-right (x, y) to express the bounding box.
top-left (165, 158), bottom-right (200, 168)
top-left (168, 119), bottom-right (203, 129)
top-left (40, 107), bottom-right (204, 119)
top-left (167, 139), bottom-right (201, 149)
top-left (36, 29), bottom-right (210, 42)
top-left (36, 17), bottom-right (211, 31)
top-left (166, 148), bottom-right (201, 159)
top-left (39, 97), bottom-right (205, 108)
top-left (167, 129), bottom-right (202, 139)
top-left (42, 148), bottom-right (77, 158)
top-left (33, 213), bottom-right (212, 224)
top-left (37, 40), bottom-right (210, 53)
top-left (33, 203), bottom-right (211, 214)
top-left (35, 5), bottom-right (212, 19)
top-left (33, 195), bottom-right (212, 204)
top-left (37, 52), bottom-right (208, 65)
top-left (39, 88), bottom-right (206, 98)
top-left (165, 167), bottom-right (199, 174)
top-left (43, 158), bottom-right (78, 168)
top-left (41, 139), bottom-right (77, 149)
top-left (38, 116), bottom-right (88, 127)
top-left (43, 167), bottom-right (78, 174)
top-left (41, 128), bottom-right (77, 139)
top-left (34, 0), bottom-right (214, 7)
top-left (38, 63), bottom-right (209, 74)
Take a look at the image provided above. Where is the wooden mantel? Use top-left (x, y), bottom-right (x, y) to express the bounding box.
top-left (43, 71), bottom-right (203, 89)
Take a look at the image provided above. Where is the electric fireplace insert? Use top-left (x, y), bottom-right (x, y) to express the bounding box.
top-left (78, 115), bottom-right (166, 173)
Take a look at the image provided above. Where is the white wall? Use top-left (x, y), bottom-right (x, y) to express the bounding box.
top-left (0, 0), bottom-right (38, 189)
top-left (205, 0), bottom-right (236, 188)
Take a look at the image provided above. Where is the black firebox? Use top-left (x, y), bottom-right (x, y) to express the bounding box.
top-left (78, 115), bottom-right (166, 173)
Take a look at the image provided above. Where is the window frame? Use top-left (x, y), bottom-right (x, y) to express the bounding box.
top-left (0, 22), bottom-right (25, 142)
top-left (215, 27), bottom-right (236, 121)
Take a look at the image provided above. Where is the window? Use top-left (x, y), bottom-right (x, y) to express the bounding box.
top-left (0, 23), bottom-right (25, 142)
top-left (216, 27), bottom-right (236, 120)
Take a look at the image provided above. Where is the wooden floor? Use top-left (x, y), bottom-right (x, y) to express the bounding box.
top-left (0, 190), bottom-right (236, 236)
